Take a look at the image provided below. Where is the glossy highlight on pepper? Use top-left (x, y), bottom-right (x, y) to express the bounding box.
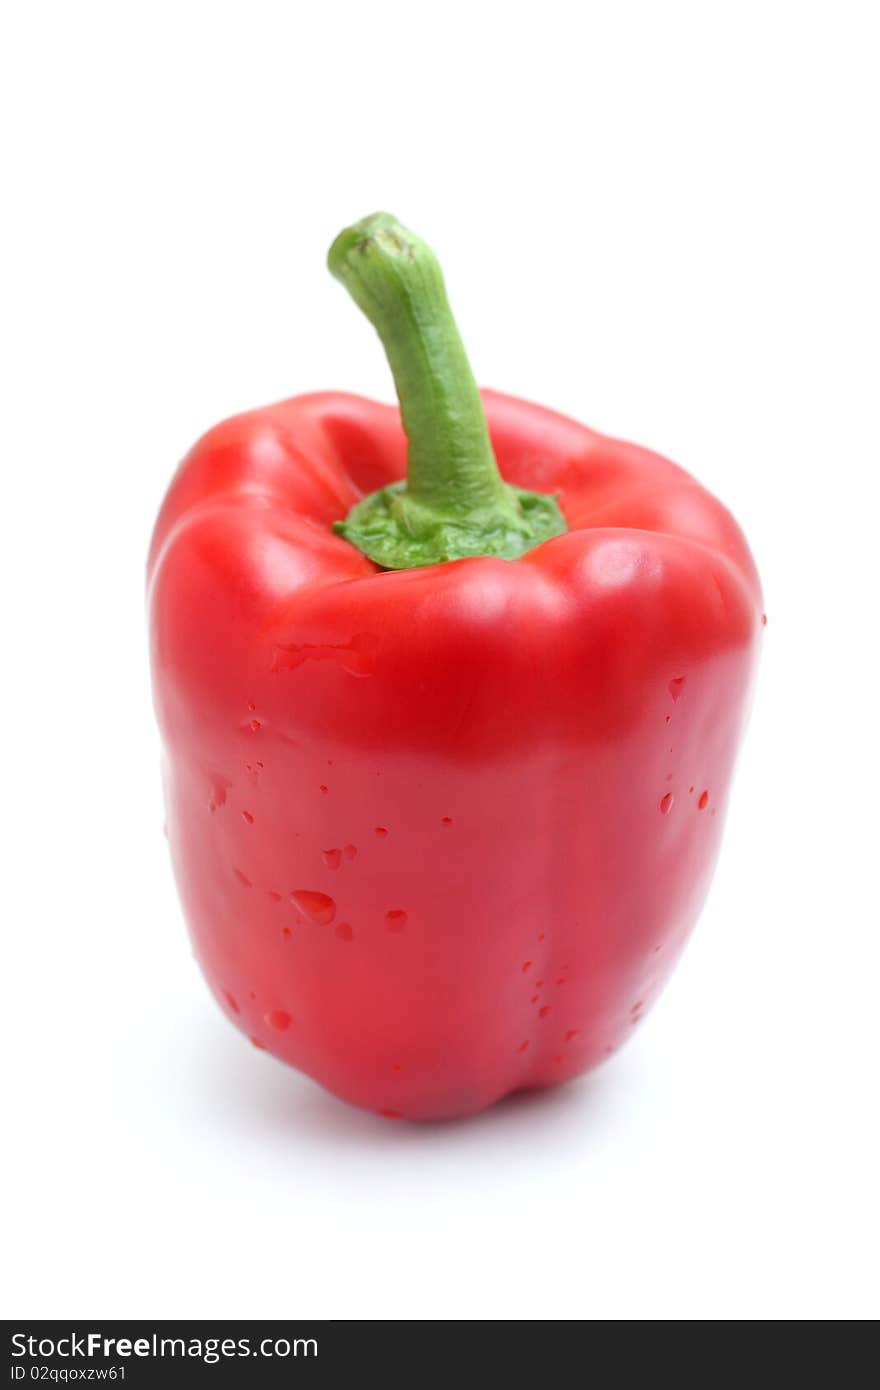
top-left (148, 212), bottom-right (762, 1121)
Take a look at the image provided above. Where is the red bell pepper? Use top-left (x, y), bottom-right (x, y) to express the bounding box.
top-left (148, 213), bottom-right (762, 1121)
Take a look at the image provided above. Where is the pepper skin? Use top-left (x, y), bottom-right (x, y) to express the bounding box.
top-left (148, 217), bottom-right (762, 1121)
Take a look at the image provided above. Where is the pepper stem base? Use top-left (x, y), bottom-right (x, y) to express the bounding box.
top-left (334, 478), bottom-right (566, 569)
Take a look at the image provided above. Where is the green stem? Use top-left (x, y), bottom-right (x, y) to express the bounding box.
top-left (328, 213), bottom-right (566, 570)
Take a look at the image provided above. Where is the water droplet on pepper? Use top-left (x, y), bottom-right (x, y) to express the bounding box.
top-left (292, 890), bottom-right (336, 924)
top-left (265, 1009), bottom-right (291, 1030)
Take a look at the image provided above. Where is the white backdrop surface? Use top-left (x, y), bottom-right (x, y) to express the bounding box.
top-left (1, 1), bottom-right (877, 1320)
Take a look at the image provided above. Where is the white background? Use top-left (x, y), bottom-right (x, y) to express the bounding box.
top-left (2, 2), bottom-right (878, 1321)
